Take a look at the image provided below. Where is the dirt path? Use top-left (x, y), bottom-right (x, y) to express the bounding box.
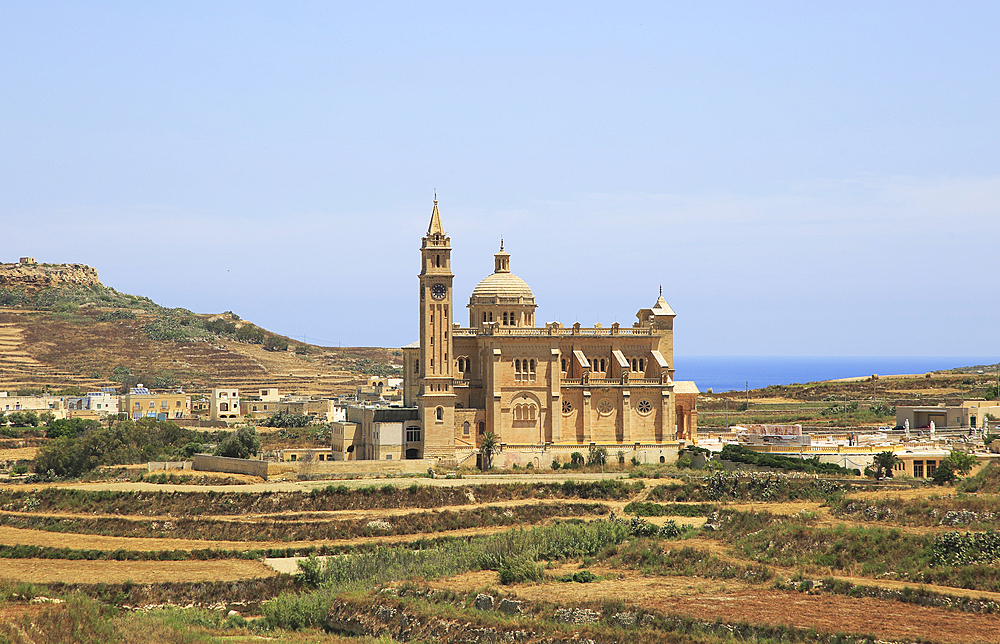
top-left (0, 558), bottom-right (276, 584)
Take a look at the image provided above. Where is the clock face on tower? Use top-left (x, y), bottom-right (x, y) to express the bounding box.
top-left (431, 283), bottom-right (448, 300)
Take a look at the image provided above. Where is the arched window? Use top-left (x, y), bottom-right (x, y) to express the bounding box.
top-left (631, 358), bottom-right (637, 371)
top-left (561, 358), bottom-right (566, 372)
top-left (529, 359), bottom-right (536, 381)
top-left (436, 255), bottom-right (441, 268)
top-left (483, 312), bottom-right (487, 323)
top-left (436, 406), bottom-right (444, 421)
top-left (639, 358), bottom-right (645, 372)
top-left (489, 312), bottom-right (493, 322)
top-left (503, 312), bottom-right (508, 325)
top-left (478, 421), bottom-right (485, 435)
top-left (415, 359), bottom-right (419, 373)
top-left (463, 421), bottom-right (470, 435)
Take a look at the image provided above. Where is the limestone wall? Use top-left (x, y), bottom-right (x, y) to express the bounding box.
top-left (268, 458), bottom-right (438, 480)
top-left (192, 454), bottom-right (269, 478)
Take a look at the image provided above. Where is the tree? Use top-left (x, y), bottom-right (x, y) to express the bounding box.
top-left (214, 426), bottom-right (261, 459)
top-left (235, 325), bottom-right (265, 344)
top-left (872, 450), bottom-right (900, 479)
top-left (941, 450), bottom-right (978, 476)
top-left (587, 445), bottom-right (607, 466)
top-left (479, 431), bottom-right (501, 471)
top-left (46, 417), bottom-right (100, 439)
top-left (264, 334), bottom-right (289, 352)
top-left (932, 463), bottom-right (958, 485)
top-left (258, 410), bottom-right (312, 428)
top-left (39, 411), bottom-right (55, 425)
top-left (570, 452), bottom-right (585, 468)
top-left (7, 411), bottom-right (39, 427)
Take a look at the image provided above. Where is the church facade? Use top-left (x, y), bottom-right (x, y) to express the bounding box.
top-left (402, 200), bottom-right (698, 468)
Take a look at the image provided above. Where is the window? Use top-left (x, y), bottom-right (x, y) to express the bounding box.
top-left (478, 421), bottom-right (485, 435)
top-left (414, 359), bottom-right (419, 373)
top-left (637, 399), bottom-right (653, 415)
top-left (135, 402), bottom-right (141, 410)
top-left (562, 399), bottom-right (572, 414)
top-left (220, 403), bottom-right (229, 412)
top-left (597, 398), bottom-right (614, 415)
top-left (489, 312), bottom-right (493, 322)
top-left (503, 312), bottom-right (508, 325)
top-left (483, 312), bottom-right (487, 323)
top-left (149, 401), bottom-right (155, 408)
top-left (436, 406), bottom-right (444, 421)
top-left (463, 421), bottom-right (470, 435)
top-left (514, 359), bottom-right (522, 381)
top-left (407, 426), bottom-right (421, 442)
top-left (561, 358), bottom-right (566, 372)
top-left (639, 358), bottom-right (644, 372)
top-left (913, 460), bottom-right (924, 478)
top-left (513, 402), bottom-right (536, 421)
top-left (529, 359), bottom-right (536, 381)
top-left (926, 460), bottom-right (937, 476)
top-left (176, 400), bottom-right (181, 407)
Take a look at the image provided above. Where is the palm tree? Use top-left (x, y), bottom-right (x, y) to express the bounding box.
top-left (479, 431), bottom-right (501, 471)
top-left (873, 450), bottom-right (900, 479)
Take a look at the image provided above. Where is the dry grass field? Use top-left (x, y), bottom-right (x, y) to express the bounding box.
top-left (3, 472), bottom-right (1000, 643)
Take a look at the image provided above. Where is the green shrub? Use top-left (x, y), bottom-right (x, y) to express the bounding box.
top-left (498, 555), bottom-right (544, 584)
top-left (263, 590), bottom-right (332, 630)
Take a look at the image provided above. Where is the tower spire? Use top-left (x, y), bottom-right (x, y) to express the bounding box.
top-left (427, 194), bottom-right (445, 236)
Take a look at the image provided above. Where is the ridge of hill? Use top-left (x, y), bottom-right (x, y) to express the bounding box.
top-left (0, 261), bottom-right (400, 395)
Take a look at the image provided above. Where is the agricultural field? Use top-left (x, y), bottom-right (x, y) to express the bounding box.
top-left (5, 468), bottom-right (1000, 643)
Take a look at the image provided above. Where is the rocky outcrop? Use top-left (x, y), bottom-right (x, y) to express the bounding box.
top-left (0, 261), bottom-right (103, 294)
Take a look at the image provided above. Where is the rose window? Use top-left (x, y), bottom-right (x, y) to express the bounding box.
top-left (597, 398), bottom-right (614, 415)
top-left (562, 399), bottom-right (573, 414)
top-left (637, 399), bottom-right (653, 414)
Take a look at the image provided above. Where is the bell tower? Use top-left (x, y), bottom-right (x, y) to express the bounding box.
top-left (418, 196), bottom-right (456, 459)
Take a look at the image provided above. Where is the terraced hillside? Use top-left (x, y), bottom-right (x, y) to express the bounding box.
top-left (0, 261), bottom-right (401, 394)
top-left (0, 308), bottom-right (397, 395)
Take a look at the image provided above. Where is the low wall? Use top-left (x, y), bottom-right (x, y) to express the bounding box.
top-left (492, 445), bottom-right (681, 469)
top-left (148, 461), bottom-right (192, 471)
top-left (268, 458), bottom-right (438, 480)
top-left (192, 454), bottom-right (269, 478)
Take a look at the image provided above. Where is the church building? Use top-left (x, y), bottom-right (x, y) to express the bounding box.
top-left (402, 199), bottom-right (698, 468)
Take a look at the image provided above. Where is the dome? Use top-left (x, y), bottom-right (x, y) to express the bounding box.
top-left (471, 271), bottom-right (534, 300)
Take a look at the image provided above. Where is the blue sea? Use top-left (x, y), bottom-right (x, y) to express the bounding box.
top-left (675, 356), bottom-right (1000, 393)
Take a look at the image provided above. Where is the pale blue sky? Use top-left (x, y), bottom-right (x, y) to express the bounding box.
top-left (2, 2), bottom-right (998, 356)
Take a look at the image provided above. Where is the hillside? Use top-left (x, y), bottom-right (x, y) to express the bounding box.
top-left (0, 261), bottom-right (400, 395)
